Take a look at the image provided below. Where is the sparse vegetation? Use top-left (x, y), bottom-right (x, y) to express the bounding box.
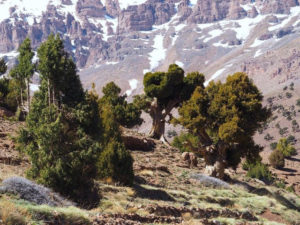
top-left (246, 162), bottom-right (273, 183)
top-left (276, 138), bottom-right (297, 157)
top-left (269, 150), bottom-right (285, 169)
top-left (172, 132), bottom-right (200, 153)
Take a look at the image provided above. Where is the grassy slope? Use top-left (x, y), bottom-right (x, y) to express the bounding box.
top-left (0, 126), bottom-right (299, 225)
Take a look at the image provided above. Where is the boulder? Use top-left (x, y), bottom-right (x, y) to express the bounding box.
top-left (190, 174), bottom-right (230, 189)
top-left (0, 177), bottom-right (74, 207)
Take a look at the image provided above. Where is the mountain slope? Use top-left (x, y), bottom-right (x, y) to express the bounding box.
top-left (0, 0), bottom-right (300, 95)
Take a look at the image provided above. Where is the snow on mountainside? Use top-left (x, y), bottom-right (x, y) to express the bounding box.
top-left (0, 0), bottom-right (300, 96)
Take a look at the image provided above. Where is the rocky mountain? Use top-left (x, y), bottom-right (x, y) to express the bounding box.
top-left (0, 0), bottom-right (300, 96)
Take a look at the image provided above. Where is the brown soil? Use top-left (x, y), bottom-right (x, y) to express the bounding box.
top-left (261, 209), bottom-right (289, 224)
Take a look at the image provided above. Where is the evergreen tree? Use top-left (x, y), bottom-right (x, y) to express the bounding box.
top-left (100, 82), bottom-right (142, 128)
top-left (16, 35), bottom-right (135, 203)
top-left (16, 35), bottom-right (101, 205)
top-left (141, 64), bottom-right (204, 141)
top-left (18, 38), bottom-right (35, 111)
top-left (37, 34), bottom-right (84, 107)
top-left (10, 38), bottom-right (35, 111)
top-left (97, 101), bottom-right (134, 185)
top-left (175, 72), bottom-right (270, 179)
top-left (0, 58), bottom-right (7, 75)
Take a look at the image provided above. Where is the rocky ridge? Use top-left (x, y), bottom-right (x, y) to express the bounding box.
top-left (0, 0), bottom-right (300, 95)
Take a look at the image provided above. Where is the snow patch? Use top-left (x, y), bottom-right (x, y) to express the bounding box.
top-left (233, 15), bottom-right (266, 40)
top-left (125, 79), bottom-right (138, 96)
top-left (269, 6), bottom-right (300, 31)
top-left (189, 0), bottom-right (197, 7)
top-left (203, 29), bottom-right (223, 43)
top-left (148, 34), bottom-right (166, 71)
top-left (204, 64), bottom-right (233, 86)
top-left (30, 83), bottom-right (40, 92)
top-left (213, 41), bottom-right (234, 48)
top-left (250, 38), bottom-right (265, 48)
top-left (254, 49), bottom-right (263, 58)
top-left (175, 61), bottom-right (184, 68)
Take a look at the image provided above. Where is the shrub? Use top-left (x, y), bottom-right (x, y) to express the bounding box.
top-left (269, 150), bottom-right (285, 169)
top-left (279, 127), bottom-right (288, 136)
top-left (246, 162), bottom-right (273, 183)
top-left (286, 135), bottom-right (296, 144)
top-left (283, 86), bottom-right (287, 91)
top-left (296, 99), bottom-right (300, 107)
top-left (286, 92), bottom-right (292, 98)
top-left (167, 130), bottom-right (178, 138)
top-left (275, 180), bottom-right (286, 189)
top-left (276, 138), bottom-right (297, 157)
top-left (97, 140), bottom-right (134, 186)
top-left (264, 133), bottom-right (273, 141)
top-left (172, 132), bottom-right (200, 153)
top-left (270, 142), bottom-right (277, 150)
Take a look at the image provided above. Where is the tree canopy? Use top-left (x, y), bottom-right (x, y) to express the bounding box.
top-left (141, 64), bottom-right (205, 140)
top-left (176, 72), bottom-right (271, 178)
top-left (100, 82), bottom-right (143, 128)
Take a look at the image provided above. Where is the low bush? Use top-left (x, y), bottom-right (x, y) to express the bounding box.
top-left (246, 162), bottom-right (273, 184)
top-left (172, 132), bottom-right (200, 153)
top-left (97, 140), bottom-right (134, 186)
top-left (269, 150), bottom-right (285, 169)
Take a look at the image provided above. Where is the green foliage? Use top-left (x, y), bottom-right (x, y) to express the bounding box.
top-left (296, 99), bottom-right (300, 107)
top-left (269, 150), bottom-right (285, 169)
top-left (246, 162), bottom-right (273, 183)
top-left (142, 64), bottom-right (205, 139)
top-left (97, 103), bottom-right (134, 185)
top-left (286, 135), bottom-right (296, 144)
top-left (177, 72), bottom-right (270, 168)
top-left (15, 36), bottom-right (104, 204)
top-left (276, 138), bottom-right (297, 157)
top-left (264, 133), bottom-right (273, 141)
top-left (0, 78), bottom-right (19, 111)
top-left (97, 139), bottom-right (134, 186)
top-left (275, 180), bottom-right (286, 189)
top-left (16, 96), bottom-right (102, 200)
top-left (0, 58), bottom-right (7, 75)
top-left (143, 64), bottom-right (204, 105)
top-left (9, 38), bottom-right (35, 111)
top-left (167, 130), bottom-right (177, 138)
top-left (100, 82), bottom-right (142, 128)
top-left (270, 142), bottom-right (277, 150)
top-left (172, 132), bottom-right (200, 153)
top-left (17, 38), bottom-right (35, 82)
top-left (37, 34), bottom-right (84, 107)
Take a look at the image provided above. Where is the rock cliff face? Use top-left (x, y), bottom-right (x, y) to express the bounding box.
top-left (0, 0), bottom-right (300, 96)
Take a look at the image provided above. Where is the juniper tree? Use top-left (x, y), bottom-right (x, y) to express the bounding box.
top-left (175, 72), bottom-right (271, 179)
top-left (141, 64), bottom-right (204, 141)
top-left (100, 82), bottom-right (142, 128)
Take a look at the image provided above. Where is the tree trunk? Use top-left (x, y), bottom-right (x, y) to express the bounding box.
top-left (20, 88), bottom-right (24, 110)
top-left (26, 79), bottom-right (30, 112)
top-left (48, 79), bottom-right (51, 106)
top-left (203, 145), bottom-right (227, 180)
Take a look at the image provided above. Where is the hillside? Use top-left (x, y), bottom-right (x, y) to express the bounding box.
top-left (0, 118), bottom-right (299, 225)
top-left (0, 0), bottom-right (300, 96)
